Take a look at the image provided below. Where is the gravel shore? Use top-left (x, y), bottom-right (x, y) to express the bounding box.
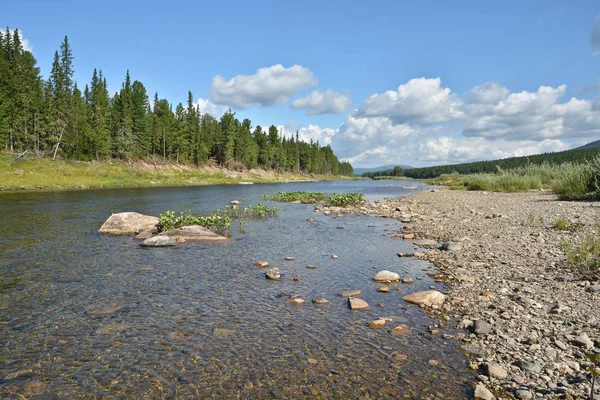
top-left (325, 188), bottom-right (600, 399)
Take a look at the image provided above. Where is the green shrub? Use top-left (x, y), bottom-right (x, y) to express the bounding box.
top-left (157, 210), bottom-right (232, 234)
top-left (261, 191), bottom-right (325, 203)
top-left (323, 192), bottom-right (365, 206)
top-left (562, 218), bottom-right (600, 275)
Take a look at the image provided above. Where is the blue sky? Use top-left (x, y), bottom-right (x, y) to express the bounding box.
top-left (4, 0), bottom-right (600, 167)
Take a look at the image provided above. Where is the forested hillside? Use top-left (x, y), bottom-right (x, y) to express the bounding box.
top-left (403, 147), bottom-right (600, 179)
top-left (0, 29), bottom-right (353, 176)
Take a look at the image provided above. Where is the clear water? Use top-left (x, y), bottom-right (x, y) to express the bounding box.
top-left (0, 180), bottom-right (474, 399)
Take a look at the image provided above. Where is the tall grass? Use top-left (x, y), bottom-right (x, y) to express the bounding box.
top-left (458, 157), bottom-right (600, 200)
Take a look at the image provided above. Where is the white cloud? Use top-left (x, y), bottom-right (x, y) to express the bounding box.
top-left (210, 64), bottom-right (317, 109)
top-left (326, 78), bottom-right (600, 167)
top-left (591, 17), bottom-right (600, 55)
top-left (278, 124), bottom-right (337, 146)
top-left (1, 29), bottom-right (33, 52)
top-left (195, 98), bottom-right (227, 118)
top-left (356, 77), bottom-right (462, 125)
top-left (291, 89), bottom-right (352, 115)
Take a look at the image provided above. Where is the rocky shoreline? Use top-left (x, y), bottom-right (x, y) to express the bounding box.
top-left (320, 188), bottom-right (600, 399)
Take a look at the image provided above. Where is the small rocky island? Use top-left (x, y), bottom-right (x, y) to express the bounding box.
top-left (98, 212), bottom-right (228, 245)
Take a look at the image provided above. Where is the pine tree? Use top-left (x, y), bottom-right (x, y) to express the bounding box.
top-left (131, 80), bottom-right (149, 156)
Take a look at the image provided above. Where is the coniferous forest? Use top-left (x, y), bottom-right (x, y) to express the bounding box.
top-left (0, 30), bottom-right (353, 176)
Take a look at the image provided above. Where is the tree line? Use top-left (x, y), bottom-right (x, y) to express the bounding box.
top-left (402, 147), bottom-right (600, 179)
top-left (0, 29), bottom-right (353, 176)
top-left (361, 166), bottom-right (404, 178)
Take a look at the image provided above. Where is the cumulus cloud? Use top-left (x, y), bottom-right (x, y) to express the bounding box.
top-left (291, 89), bottom-right (352, 115)
top-left (195, 98), bottom-right (227, 118)
top-left (356, 77), bottom-right (462, 125)
top-left (1, 29), bottom-right (33, 52)
top-left (210, 64), bottom-right (317, 109)
top-left (327, 78), bottom-right (600, 167)
top-left (591, 17), bottom-right (600, 55)
top-left (278, 124), bottom-right (337, 146)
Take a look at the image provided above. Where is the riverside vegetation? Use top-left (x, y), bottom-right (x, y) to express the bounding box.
top-left (262, 191), bottom-right (365, 206)
top-left (0, 29), bottom-right (352, 191)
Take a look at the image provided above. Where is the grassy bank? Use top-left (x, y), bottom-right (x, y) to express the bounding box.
top-left (0, 154), bottom-right (349, 192)
top-left (428, 156), bottom-right (600, 200)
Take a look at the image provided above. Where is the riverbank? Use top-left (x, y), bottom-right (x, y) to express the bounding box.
top-left (0, 154), bottom-right (350, 192)
top-left (327, 188), bottom-right (600, 399)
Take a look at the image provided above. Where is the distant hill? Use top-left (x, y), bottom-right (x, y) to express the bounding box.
top-left (576, 140), bottom-right (600, 150)
top-left (403, 147), bottom-right (600, 179)
top-left (353, 164), bottom-right (413, 176)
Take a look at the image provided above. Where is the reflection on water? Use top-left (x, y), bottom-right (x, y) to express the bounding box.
top-left (0, 180), bottom-right (474, 398)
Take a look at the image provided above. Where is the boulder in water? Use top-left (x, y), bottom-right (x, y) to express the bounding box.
top-left (140, 236), bottom-right (177, 247)
top-left (160, 225), bottom-right (227, 242)
top-left (403, 290), bottom-right (446, 306)
top-left (372, 270), bottom-right (400, 283)
top-left (99, 212), bottom-right (158, 235)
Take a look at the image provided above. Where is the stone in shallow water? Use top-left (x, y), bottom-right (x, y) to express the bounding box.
top-left (391, 326), bottom-right (411, 335)
top-left (312, 297), bottom-right (330, 305)
top-left (339, 289), bottom-right (361, 298)
top-left (265, 268), bottom-right (281, 280)
top-left (372, 270), bottom-right (400, 283)
top-left (474, 383), bottom-right (494, 400)
top-left (369, 319), bottom-right (386, 328)
top-left (284, 256), bottom-right (295, 261)
top-left (377, 287), bottom-right (390, 293)
top-left (331, 254), bottom-right (338, 259)
top-left (140, 236), bottom-right (177, 247)
top-left (252, 261), bottom-right (269, 268)
top-left (403, 290), bottom-right (446, 306)
top-left (402, 277), bottom-right (414, 284)
top-left (160, 225), bottom-right (227, 242)
top-left (289, 298), bottom-right (305, 305)
top-left (348, 298), bottom-right (369, 310)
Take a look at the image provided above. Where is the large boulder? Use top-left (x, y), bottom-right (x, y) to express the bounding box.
top-left (99, 212), bottom-right (158, 235)
top-left (403, 290), bottom-right (447, 306)
top-left (160, 225), bottom-right (228, 241)
top-left (372, 270), bottom-right (400, 283)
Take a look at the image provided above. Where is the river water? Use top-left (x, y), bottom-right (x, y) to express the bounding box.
top-left (0, 180), bottom-right (475, 399)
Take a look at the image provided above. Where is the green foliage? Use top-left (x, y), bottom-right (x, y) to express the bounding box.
top-left (263, 191), bottom-right (364, 207)
top-left (157, 204), bottom-right (278, 235)
top-left (362, 165), bottom-right (404, 178)
top-left (461, 172), bottom-right (542, 192)
top-left (552, 217), bottom-right (583, 232)
top-left (262, 191), bottom-right (326, 203)
top-left (561, 218), bottom-right (600, 275)
top-left (323, 192), bottom-right (365, 206)
top-left (216, 204), bottom-right (279, 219)
top-left (553, 155), bottom-right (600, 200)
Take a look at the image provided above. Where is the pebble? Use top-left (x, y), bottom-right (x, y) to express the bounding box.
top-left (265, 268), bottom-right (281, 280)
top-left (252, 261), bottom-right (269, 268)
top-left (331, 254), bottom-right (338, 259)
top-left (377, 287), bottom-right (390, 293)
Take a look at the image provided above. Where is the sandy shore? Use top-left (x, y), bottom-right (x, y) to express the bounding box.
top-left (326, 188), bottom-right (600, 399)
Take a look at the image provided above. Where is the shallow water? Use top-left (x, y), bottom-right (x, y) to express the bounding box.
top-left (0, 180), bottom-right (475, 399)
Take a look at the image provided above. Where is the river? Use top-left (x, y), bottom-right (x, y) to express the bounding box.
top-left (0, 180), bottom-right (475, 399)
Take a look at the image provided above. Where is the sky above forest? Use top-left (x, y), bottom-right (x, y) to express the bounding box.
top-left (4, 0), bottom-right (600, 167)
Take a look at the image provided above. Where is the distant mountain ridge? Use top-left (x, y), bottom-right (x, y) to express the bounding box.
top-left (576, 140), bottom-right (600, 150)
top-left (353, 164), bottom-right (413, 176)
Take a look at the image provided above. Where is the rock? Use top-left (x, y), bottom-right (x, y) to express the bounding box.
top-left (284, 256), bottom-right (295, 261)
top-left (289, 298), bottom-right (305, 305)
top-left (377, 287), bottom-right (390, 293)
top-left (397, 252), bottom-right (414, 258)
top-left (440, 241), bottom-right (462, 251)
top-left (413, 239), bottom-right (436, 246)
top-left (229, 200), bottom-right (241, 205)
top-left (550, 303), bottom-right (570, 314)
top-left (402, 277), bottom-right (414, 284)
top-left (252, 261), bottom-right (269, 268)
top-left (586, 284), bottom-right (600, 293)
top-left (472, 320), bottom-right (493, 335)
top-left (461, 344), bottom-right (489, 357)
top-left (369, 319), bottom-right (387, 328)
top-left (474, 383), bottom-right (494, 400)
top-left (485, 363), bottom-right (507, 379)
top-left (339, 289), bottom-right (361, 298)
top-left (554, 339), bottom-right (568, 350)
top-left (99, 212), bottom-right (158, 235)
top-left (391, 326), bottom-right (411, 335)
top-left (514, 389), bottom-right (532, 400)
top-left (518, 359), bottom-right (542, 373)
top-left (140, 236), bottom-right (177, 247)
top-left (306, 265), bottom-right (317, 269)
top-left (403, 233), bottom-right (415, 240)
top-left (372, 270), bottom-right (400, 283)
top-left (135, 228), bottom-right (156, 240)
top-left (306, 217), bottom-right (316, 222)
top-left (571, 332), bottom-right (594, 349)
top-left (403, 290), bottom-right (446, 306)
top-left (331, 254), bottom-right (338, 259)
top-left (348, 297), bottom-right (369, 310)
top-left (160, 225), bottom-right (227, 242)
top-left (312, 297), bottom-right (330, 305)
top-left (265, 268), bottom-right (281, 280)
